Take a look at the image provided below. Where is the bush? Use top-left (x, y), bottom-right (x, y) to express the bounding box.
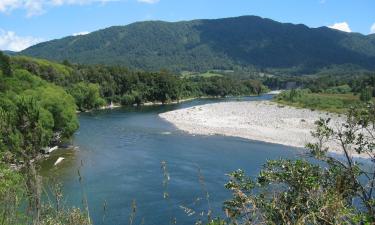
top-left (275, 89), bottom-right (311, 102)
top-left (221, 104), bottom-right (375, 224)
top-left (68, 82), bottom-right (106, 111)
top-left (325, 84), bottom-right (352, 94)
top-left (120, 94), bottom-right (135, 105)
top-left (360, 87), bottom-right (372, 102)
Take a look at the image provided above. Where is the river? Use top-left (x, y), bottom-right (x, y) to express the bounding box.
top-left (40, 95), bottom-right (306, 225)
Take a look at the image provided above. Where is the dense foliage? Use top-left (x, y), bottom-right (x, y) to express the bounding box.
top-left (274, 89), bottom-right (362, 113)
top-left (215, 103), bottom-right (375, 224)
top-left (20, 16), bottom-right (375, 75)
top-left (270, 73), bottom-right (375, 112)
top-left (264, 73), bottom-right (375, 93)
top-left (0, 51), bottom-right (12, 76)
top-left (0, 53), bottom-right (269, 163)
top-left (0, 70), bottom-right (78, 163)
top-left (67, 82), bottom-right (105, 112)
top-left (11, 56), bottom-right (269, 108)
top-left (0, 161), bottom-right (91, 225)
top-left (0, 53), bottom-right (90, 225)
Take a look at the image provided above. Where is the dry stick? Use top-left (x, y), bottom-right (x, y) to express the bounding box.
top-left (23, 154), bottom-right (41, 225)
top-left (338, 133), bottom-right (374, 216)
top-left (41, 180), bottom-right (56, 220)
top-left (78, 160), bottom-right (91, 224)
top-left (368, 170), bottom-right (375, 200)
top-left (102, 199), bottom-right (108, 225)
top-left (161, 161), bottom-right (176, 224)
top-left (53, 181), bottom-right (63, 212)
top-left (196, 165), bottom-right (212, 223)
top-left (129, 199), bottom-right (137, 225)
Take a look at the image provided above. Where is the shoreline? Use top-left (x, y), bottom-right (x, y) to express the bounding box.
top-left (159, 101), bottom-right (368, 159)
top-left (142, 97), bottom-right (199, 106)
top-left (81, 94), bottom-right (270, 113)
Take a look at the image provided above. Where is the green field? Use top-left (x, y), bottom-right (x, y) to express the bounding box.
top-left (274, 90), bottom-right (374, 113)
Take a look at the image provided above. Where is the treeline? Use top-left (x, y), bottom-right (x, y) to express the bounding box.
top-left (11, 56), bottom-right (268, 110)
top-left (1, 53), bottom-right (269, 154)
top-left (273, 77), bottom-right (375, 113)
top-left (264, 73), bottom-right (375, 96)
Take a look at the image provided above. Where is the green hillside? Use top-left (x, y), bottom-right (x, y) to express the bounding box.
top-left (21, 16), bottom-right (375, 74)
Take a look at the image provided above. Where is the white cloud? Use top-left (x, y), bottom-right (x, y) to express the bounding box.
top-left (72, 31), bottom-right (90, 36)
top-left (0, 0), bottom-right (117, 17)
top-left (0, 29), bottom-right (43, 51)
top-left (328, 22), bottom-right (351, 32)
top-left (0, 0), bottom-right (22, 13)
top-left (370, 23), bottom-right (375, 34)
top-left (137, 0), bottom-right (159, 4)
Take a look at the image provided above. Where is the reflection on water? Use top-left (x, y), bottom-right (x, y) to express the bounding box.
top-left (41, 95), bottom-right (307, 225)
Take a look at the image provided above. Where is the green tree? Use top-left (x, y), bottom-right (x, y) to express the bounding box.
top-left (0, 51), bottom-right (12, 76)
top-left (243, 80), bottom-right (263, 95)
top-left (68, 82), bottom-right (106, 111)
top-left (24, 86), bottom-right (79, 141)
top-left (360, 87), bottom-right (372, 102)
top-left (120, 94), bottom-right (135, 105)
top-left (3, 97), bottom-right (52, 159)
top-left (0, 98), bottom-right (90, 225)
top-left (0, 55), bottom-right (91, 225)
top-left (153, 73), bottom-right (180, 103)
top-left (12, 98), bottom-right (49, 224)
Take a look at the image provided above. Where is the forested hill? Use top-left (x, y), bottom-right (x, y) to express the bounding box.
top-left (21, 16), bottom-right (375, 74)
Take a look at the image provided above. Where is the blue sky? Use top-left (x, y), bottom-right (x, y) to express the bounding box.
top-left (0, 0), bottom-right (374, 51)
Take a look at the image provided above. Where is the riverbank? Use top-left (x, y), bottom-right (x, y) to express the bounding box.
top-left (94, 95), bottom-right (267, 110)
top-left (159, 101), bottom-right (366, 158)
top-left (142, 97), bottom-right (198, 106)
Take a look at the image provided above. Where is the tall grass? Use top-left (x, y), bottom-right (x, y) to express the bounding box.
top-left (274, 89), bottom-right (365, 113)
top-left (0, 158), bottom-right (91, 225)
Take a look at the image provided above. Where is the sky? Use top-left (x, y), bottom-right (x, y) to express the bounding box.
top-left (0, 0), bottom-right (374, 51)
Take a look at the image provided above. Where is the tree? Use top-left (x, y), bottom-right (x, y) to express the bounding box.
top-left (307, 104), bottom-right (375, 217)
top-left (243, 80), bottom-right (263, 95)
top-left (11, 97), bottom-right (50, 224)
top-left (68, 82), bottom-right (106, 111)
top-left (120, 94), bottom-right (135, 105)
top-left (0, 99), bottom-right (90, 225)
top-left (221, 103), bottom-right (375, 224)
top-left (360, 87), bottom-right (372, 102)
top-left (223, 162), bottom-right (360, 224)
top-left (0, 51), bottom-right (12, 76)
top-left (5, 97), bottom-right (52, 159)
top-left (24, 86), bottom-right (79, 141)
top-left (0, 56), bottom-right (91, 224)
top-left (153, 73), bottom-right (180, 104)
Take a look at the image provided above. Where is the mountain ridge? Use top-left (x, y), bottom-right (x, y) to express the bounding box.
top-left (20, 15), bottom-right (375, 74)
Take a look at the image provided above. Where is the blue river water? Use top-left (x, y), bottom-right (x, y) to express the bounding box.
top-left (40, 95), bottom-right (307, 225)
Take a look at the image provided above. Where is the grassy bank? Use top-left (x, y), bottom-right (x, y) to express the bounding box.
top-left (274, 90), bottom-right (374, 113)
